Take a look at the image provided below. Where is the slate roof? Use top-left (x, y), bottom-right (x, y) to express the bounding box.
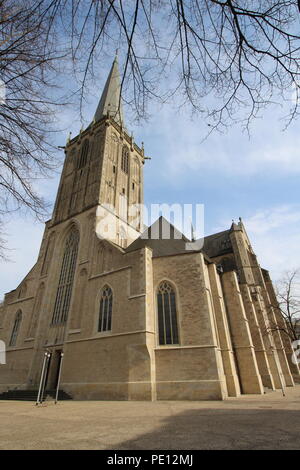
top-left (125, 216), bottom-right (194, 258)
top-left (93, 55), bottom-right (124, 126)
top-left (201, 229), bottom-right (233, 258)
top-left (126, 216), bottom-right (233, 260)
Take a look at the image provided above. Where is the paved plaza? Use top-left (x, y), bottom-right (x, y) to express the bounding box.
top-left (1, 386), bottom-right (300, 450)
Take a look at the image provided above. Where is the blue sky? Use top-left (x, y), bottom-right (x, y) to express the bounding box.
top-left (1, 60), bottom-right (300, 299)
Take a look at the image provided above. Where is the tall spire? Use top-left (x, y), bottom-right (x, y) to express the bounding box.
top-left (93, 55), bottom-right (124, 125)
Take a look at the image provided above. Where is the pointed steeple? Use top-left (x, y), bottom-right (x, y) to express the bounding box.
top-left (93, 55), bottom-right (124, 126)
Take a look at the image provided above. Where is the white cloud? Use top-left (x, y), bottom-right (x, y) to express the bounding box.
top-left (213, 205), bottom-right (300, 282)
top-left (243, 205), bottom-right (300, 281)
top-left (244, 205), bottom-right (300, 235)
top-left (249, 230), bottom-right (300, 283)
top-left (141, 105), bottom-right (300, 179)
top-left (0, 218), bottom-right (44, 300)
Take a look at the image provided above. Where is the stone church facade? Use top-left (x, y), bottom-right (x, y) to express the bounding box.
top-left (0, 58), bottom-right (299, 400)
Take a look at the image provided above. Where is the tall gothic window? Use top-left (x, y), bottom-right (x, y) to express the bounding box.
top-left (121, 145), bottom-right (129, 174)
top-left (157, 281), bottom-right (179, 345)
top-left (78, 139), bottom-right (89, 169)
top-left (52, 228), bottom-right (79, 325)
top-left (98, 286), bottom-right (113, 332)
top-left (9, 310), bottom-right (22, 347)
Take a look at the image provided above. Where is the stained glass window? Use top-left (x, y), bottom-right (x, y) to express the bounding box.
top-left (98, 286), bottom-right (113, 332)
top-left (52, 228), bottom-right (79, 325)
top-left (157, 281), bottom-right (179, 345)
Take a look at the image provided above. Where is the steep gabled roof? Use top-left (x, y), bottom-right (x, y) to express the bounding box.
top-left (126, 216), bottom-right (193, 258)
top-left (126, 217), bottom-right (235, 260)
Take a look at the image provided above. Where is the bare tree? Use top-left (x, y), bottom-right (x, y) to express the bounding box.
top-left (0, 1), bottom-right (63, 215)
top-left (0, 222), bottom-right (8, 261)
top-left (0, 0), bottom-right (68, 258)
top-left (274, 269), bottom-right (300, 341)
top-left (1, 1), bottom-right (300, 259)
top-left (34, 0), bottom-right (300, 130)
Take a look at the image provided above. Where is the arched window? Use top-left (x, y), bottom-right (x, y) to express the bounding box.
top-left (121, 145), bottom-right (129, 174)
top-left (9, 310), bottom-right (22, 347)
top-left (78, 139), bottom-right (89, 169)
top-left (52, 227), bottom-right (79, 325)
top-left (157, 281), bottom-right (179, 345)
top-left (98, 286), bottom-right (113, 332)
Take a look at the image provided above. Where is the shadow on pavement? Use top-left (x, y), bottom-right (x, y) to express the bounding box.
top-left (115, 408), bottom-right (300, 450)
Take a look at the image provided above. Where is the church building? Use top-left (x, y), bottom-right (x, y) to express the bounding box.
top-left (0, 57), bottom-right (299, 400)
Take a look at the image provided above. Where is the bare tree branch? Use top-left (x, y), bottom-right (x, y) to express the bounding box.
top-left (0, 0), bottom-right (67, 223)
top-left (2, 1), bottom-right (300, 259)
top-left (269, 269), bottom-right (300, 341)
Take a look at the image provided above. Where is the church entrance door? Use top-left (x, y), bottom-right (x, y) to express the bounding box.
top-left (46, 349), bottom-right (63, 390)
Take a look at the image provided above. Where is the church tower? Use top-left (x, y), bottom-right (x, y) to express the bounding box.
top-left (52, 56), bottom-right (145, 247)
top-left (0, 57), bottom-right (148, 389)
